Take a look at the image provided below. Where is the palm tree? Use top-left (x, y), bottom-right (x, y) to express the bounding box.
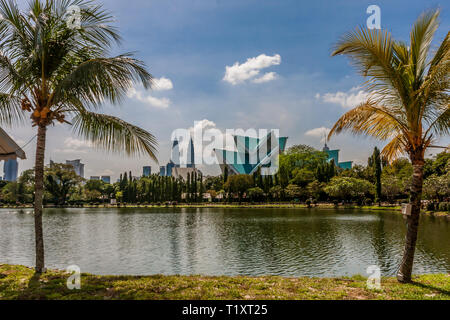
top-left (0, 0), bottom-right (158, 273)
top-left (328, 9), bottom-right (449, 283)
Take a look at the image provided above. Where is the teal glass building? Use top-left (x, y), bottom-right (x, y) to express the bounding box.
top-left (215, 131), bottom-right (288, 175)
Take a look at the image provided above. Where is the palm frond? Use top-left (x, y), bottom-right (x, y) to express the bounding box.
top-left (72, 111), bottom-right (158, 161)
top-left (409, 9), bottom-right (440, 84)
top-left (52, 54), bottom-right (152, 108)
top-left (381, 135), bottom-right (407, 163)
top-left (332, 26), bottom-right (409, 107)
top-left (328, 100), bottom-right (408, 141)
top-left (0, 93), bottom-right (24, 125)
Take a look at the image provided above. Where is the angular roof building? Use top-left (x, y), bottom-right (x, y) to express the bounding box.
top-left (323, 143), bottom-right (353, 170)
top-left (214, 131), bottom-right (288, 176)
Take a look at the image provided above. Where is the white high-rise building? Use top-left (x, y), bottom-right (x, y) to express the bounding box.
top-left (66, 159), bottom-right (85, 178)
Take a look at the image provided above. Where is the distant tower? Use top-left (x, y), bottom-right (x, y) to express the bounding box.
top-left (66, 159), bottom-right (85, 178)
top-left (143, 166), bottom-right (152, 177)
top-left (171, 139), bottom-right (180, 166)
top-left (186, 137), bottom-right (195, 168)
top-left (3, 159), bottom-right (18, 181)
top-left (166, 161), bottom-right (175, 177)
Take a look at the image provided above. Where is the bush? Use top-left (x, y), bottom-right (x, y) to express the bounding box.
top-left (426, 202), bottom-right (436, 211)
top-left (332, 199), bottom-right (339, 206)
top-left (364, 198), bottom-right (373, 206)
top-left (438, 202), bottom-right (447, 212)
top-left (305, 199), bottom-right (311, 208)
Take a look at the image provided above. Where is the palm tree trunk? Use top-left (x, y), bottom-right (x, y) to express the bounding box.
top-left (34, 124), bottom-right (47, 273)
top-left (397, 157), bottom-right (424, 283)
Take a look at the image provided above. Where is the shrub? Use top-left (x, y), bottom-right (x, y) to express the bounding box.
top-left (364, 198), bottom-right (373, 206)
top-left (305, 199), bottom-right (311, 208)
top-left (426, 202), bottom-right (436, 211)
top-left (438, 202), bottom-right (447, 212)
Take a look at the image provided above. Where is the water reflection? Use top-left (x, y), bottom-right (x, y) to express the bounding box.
top-left (0, 208), bottom-right (449, 277)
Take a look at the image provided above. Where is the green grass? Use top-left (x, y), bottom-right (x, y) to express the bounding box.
top-left (1, 264), bottom-right (449, 300)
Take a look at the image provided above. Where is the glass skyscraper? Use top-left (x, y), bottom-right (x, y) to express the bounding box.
top-left (3, 159), bottom-right (18, 181)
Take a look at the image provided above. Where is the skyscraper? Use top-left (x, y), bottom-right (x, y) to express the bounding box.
top-left (66, 159), bottom-right (85, 178)
top-left (143, 166), bottom-right (152, 177)
top-left (166, 161), bottom-right (175, 177)
top-left (186, 137), bottom-right (195, 168)
top-left (171, 139), bottom-right (180, 166)
top-left (3, 159), bottom-right (18, 181)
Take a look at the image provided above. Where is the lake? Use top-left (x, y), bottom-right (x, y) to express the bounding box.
top-left (0, 207), bottom-right (449, 277)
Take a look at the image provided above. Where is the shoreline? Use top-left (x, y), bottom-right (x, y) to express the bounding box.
top-left (2, 203), bottom-right (449, 219)
top-left (0, 264), bottom-right (448, 300)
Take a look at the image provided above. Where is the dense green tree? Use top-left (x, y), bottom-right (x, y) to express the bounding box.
top-left (44, 163), bottom-right (82, 205)
top-left (290, 168), bottom-right (315, 187)
top-left (247, 187), bottom-right (264, 202)
top-left (269, 185), bottom-right (283, 201)
top-left (324, 177), bottom-right (374, 201)
top-left (431, 152), bottom-right (450, 176)
top-left (284, 184), bottom-right (302, 200)
top-left (371, 147), bottom-right (382, 203)
top-left (224, 174), bottom-right (253, 202)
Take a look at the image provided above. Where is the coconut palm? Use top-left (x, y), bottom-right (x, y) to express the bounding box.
top-left (328, 9), bottom-right (449, 282)
top-left (0, 0), bottom-right (157, 273)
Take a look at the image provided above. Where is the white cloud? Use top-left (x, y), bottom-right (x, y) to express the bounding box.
top-left (54, 137), bottom-right (93, 154)
top-left (152, 77), bottom-right (173, 91)
top-left (305, 127), bottom-right (331, 137)
top-left (223, 54), bottom-right (281, 85)
top-left (127, 86), bottom-right (170, 109)
top-left (252, 72), bottom-right (277, 83)
top-left (64, 137), bottom-right (92, 149)
top-left (305, 127), bottom-right (331, 143)
top-left (316, 87), bottom-right (369, 109)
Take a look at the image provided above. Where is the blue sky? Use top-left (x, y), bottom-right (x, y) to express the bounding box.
top-left (8, 0), bottom-right (450, 179)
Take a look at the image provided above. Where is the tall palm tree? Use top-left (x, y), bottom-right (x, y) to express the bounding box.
top-left (0, 0), bottom-right (157, 273)
top-left (328, 9), bottom-right (449, 283)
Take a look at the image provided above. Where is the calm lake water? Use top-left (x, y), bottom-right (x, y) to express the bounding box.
top-left (0, 207), bottom-right (449, 277)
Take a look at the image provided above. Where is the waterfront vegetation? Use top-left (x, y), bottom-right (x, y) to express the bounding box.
top-left (2, 146), bottom-right (449, 214)
top-left (0, 264), bottom-right (449, 300)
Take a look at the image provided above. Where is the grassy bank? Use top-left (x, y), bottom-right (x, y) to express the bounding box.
top-left (0, 264), bottom-right (449, 300)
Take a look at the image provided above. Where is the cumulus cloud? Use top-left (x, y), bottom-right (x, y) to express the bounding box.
top-left (127, 86), bottom-right (170, 109)
top-left (252, 72), bottom-right (277, 83)
top-left (54, 137), bottom-right (93, 154)
top-left (305, 127), bottom-right (331, 143)
top-left (152, 77), bottom-right (173, 91)
top-left (316, 87), bottom-right (369, 109)
top-left (223, 54), bottom-right (281, 85)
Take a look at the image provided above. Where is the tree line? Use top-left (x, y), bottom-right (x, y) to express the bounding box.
top-left (2, 145), bottom-right (449, 210)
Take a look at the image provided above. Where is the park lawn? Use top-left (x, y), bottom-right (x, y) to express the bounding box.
top-left (0, 264), bottom-right (449, 300)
